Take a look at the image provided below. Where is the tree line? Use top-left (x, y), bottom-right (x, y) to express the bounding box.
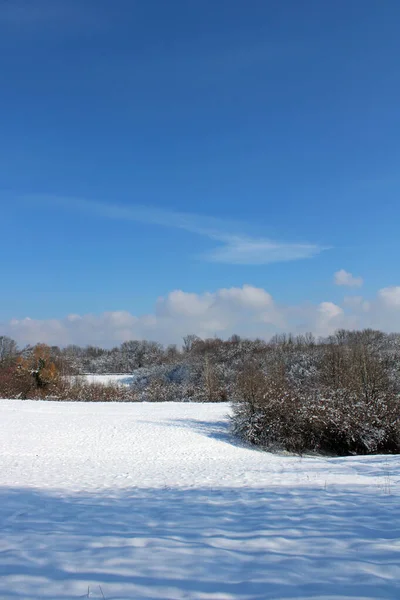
top-left (1, 330), bottom-right (400, 455)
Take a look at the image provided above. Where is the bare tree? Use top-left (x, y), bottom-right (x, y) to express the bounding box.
top-left (0, 336), bottom-right (18, 362)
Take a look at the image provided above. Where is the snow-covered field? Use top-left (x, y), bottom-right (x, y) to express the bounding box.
top-left (0, 400), bottom-right (399, 600)
top-left (78, 374), bottom-right (136, 386)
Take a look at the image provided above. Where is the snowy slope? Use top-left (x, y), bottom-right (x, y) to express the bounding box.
top-left (0, 400), bottom-right (399, 600)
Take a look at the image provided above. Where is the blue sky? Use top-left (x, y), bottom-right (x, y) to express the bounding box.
top-left (1, 0), bottom-right (400, 345)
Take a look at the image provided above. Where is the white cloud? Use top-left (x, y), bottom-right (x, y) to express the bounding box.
top-left (318, 302), bottom-right (343, 320)
top-left (2, 285), bottom-right (284, 347)
top-left (4, 282), bottom-right (400, 348)
top-left (156, 291), bottom-right (213, 317)
top-left (216, 285), bottom-right (273, 309)
top-left (315, 302), bottom-right (345, 336)
top-left (343, 296), bottom-right (371, 312)
top-left (334, 269), bottom-right (363, 288)
top-left (15, 194), bottom-right (326, 266)
top-left (378, 286), bottom-right (400, 308)
top-left (3, 283), bottom-right (400, 348)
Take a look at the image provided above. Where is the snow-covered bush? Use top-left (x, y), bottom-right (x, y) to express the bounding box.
top-left (232, 338), bottom-right (400, 455)
top-left (232, 381), bottom-right (400, 455)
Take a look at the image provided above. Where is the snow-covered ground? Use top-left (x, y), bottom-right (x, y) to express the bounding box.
top-left (0, 400), bottom-right (399, 600)
top-left (78, 374), bottom-right (136, 386)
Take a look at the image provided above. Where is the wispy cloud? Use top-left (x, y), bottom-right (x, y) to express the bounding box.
top-left (204, 234), bottom-right (322, 265)
top-left (16, 193), bottom-right (326, 266)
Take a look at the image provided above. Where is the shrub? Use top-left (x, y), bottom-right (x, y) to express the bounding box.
top-left (55, 378), bottom-right (138, 402)
top-left (232, 380), bottom-right (400, 455)
top-left (232, 342), bottom-right (400, 456)
top-left (0, 360), bottom-right (33, 398)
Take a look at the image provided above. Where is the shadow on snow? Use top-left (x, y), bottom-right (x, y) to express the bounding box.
top-left (0, 484), bottom-right (399, 600)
